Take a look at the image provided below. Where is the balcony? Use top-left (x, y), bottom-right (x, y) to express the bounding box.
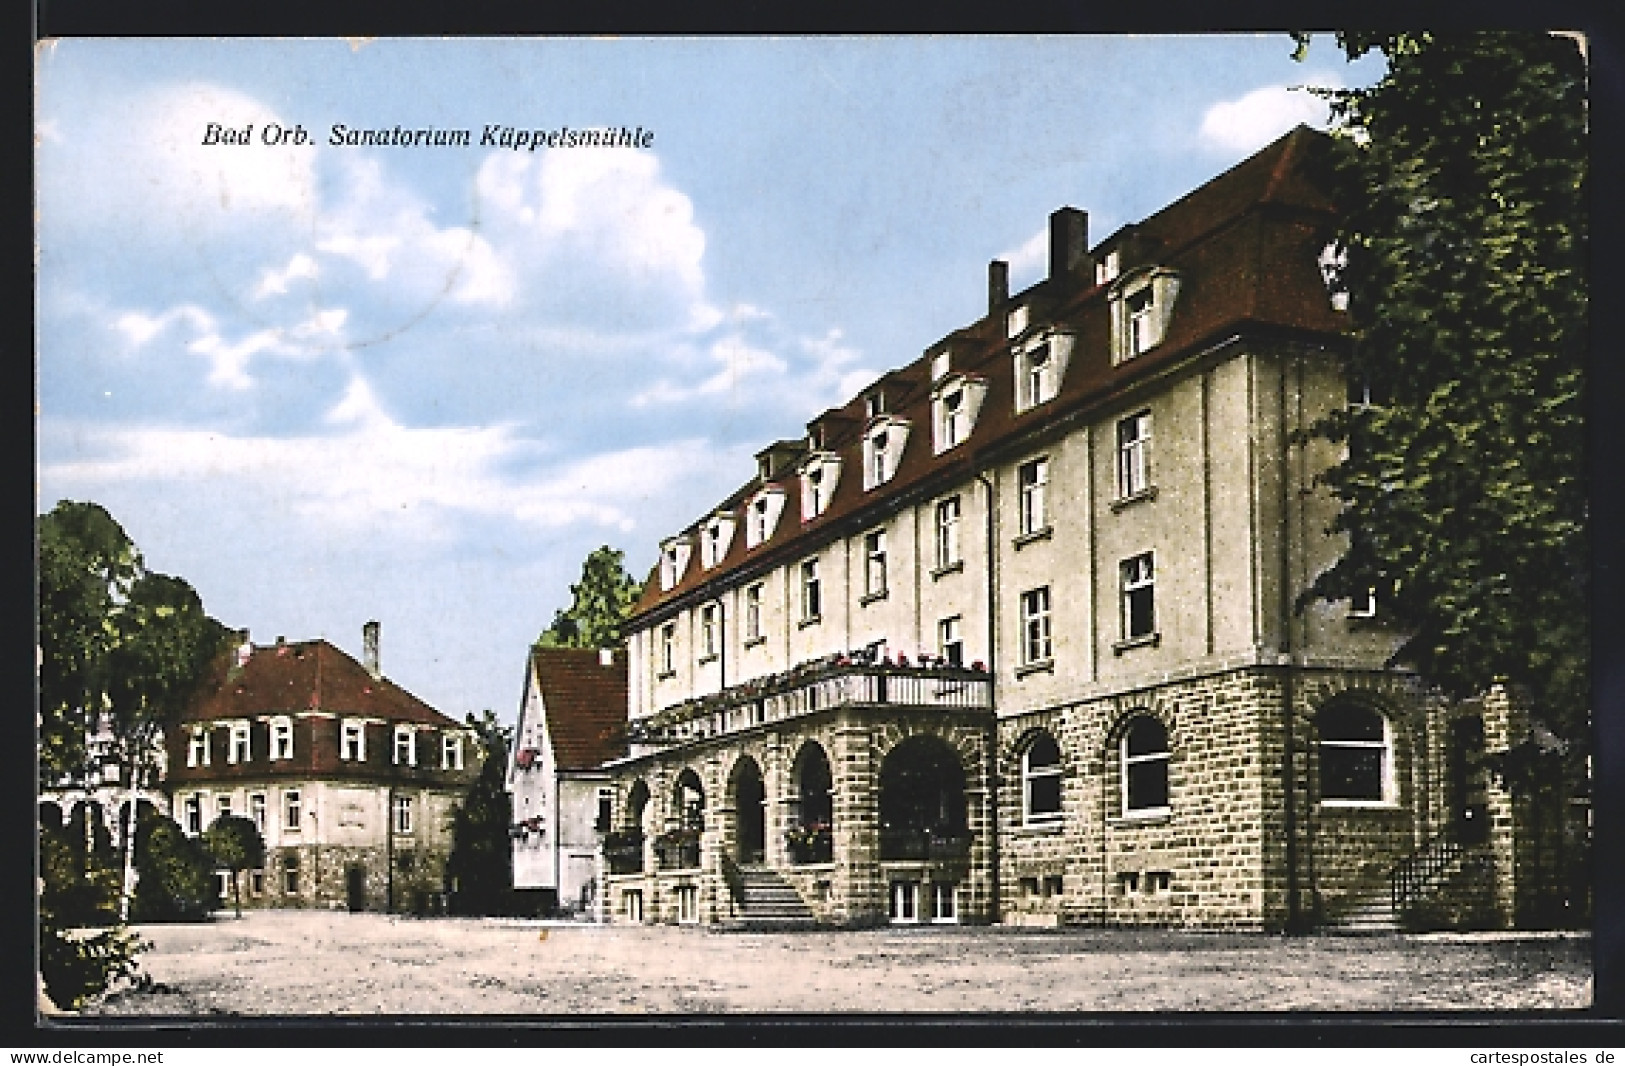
top-left (786, 825), bottom-right (833, 865)
top-left (653, 830), bottom-right (702, 871)
top-left (629, 655), bottom-right (993, 748)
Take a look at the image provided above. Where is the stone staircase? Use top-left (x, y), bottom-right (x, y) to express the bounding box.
top-left (1324, 891), bottom-right (1402, 935)
top-left (1323, 833), bottom-right (1494, 935)
top-left (723, 865), bottom-right (819, 931)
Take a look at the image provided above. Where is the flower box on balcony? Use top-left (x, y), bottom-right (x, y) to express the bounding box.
top-left (785, 824), bottom-right (833, 865)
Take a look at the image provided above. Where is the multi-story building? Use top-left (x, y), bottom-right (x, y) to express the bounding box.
top-left (593, 126), bottom-right (1553, 932)
top-left (509, 646), bottom-right (629, 917)
top-left (165, 622), bottom-right (478, 912)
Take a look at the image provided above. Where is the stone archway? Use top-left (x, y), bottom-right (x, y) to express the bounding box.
top-left (788, 741), bottom-right (834, 865)
top-left (729, 756), bottom-right (766, 865)
top-left (877, 734), bottom-right (968, 860)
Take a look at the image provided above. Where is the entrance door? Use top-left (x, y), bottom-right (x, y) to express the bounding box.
top-left (346, 864), bottom-right (366, 912)
top-left (1448, 716), bottom-right (1489, 845)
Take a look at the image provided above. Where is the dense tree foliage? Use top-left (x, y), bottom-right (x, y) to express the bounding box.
top-left (204, 814), bottom-right (266, 917)
top-left (1294, 32), bottom-right (1587, 746)
top-left (446, 710), bottom-right (518, 915)
top-left (131, 812), bottom-right (219, 923)
top-left (37, 805), bottom-right (144, 1010)
top-left (536, 545), bottom-right (642, 649)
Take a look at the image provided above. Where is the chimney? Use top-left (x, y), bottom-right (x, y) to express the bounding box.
top-left (1049, 207), bottom-right (1089, 281)
top-left (599, 648), bottom-right (615, 667)
top-left (988, 259), bottom-right (1009, 314)
top-left (363, 620), bottom-right (380, 679)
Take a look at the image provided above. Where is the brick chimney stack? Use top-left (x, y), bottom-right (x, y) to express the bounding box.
top-left (1049, 206), bottom-right (1089, 281)
top-left (988, 259), bottom-right (1009, 314)
top-left (363, 620), bottom-right (380, 679)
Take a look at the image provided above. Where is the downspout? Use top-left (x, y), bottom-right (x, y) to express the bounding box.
top-left (975, 470), bottom-right (999, 923)
top-left (386, 783), bottom-right (394, 914)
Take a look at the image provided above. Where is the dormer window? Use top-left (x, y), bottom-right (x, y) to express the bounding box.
top-left (187, 726), bottom-right (211, 768)
top-left (393, 724), bottom-right (417, 767)
top-left (865, 392), bottom-right (885, 418)
top-left (341, 719), bottom-right (367, 762)
top-left (659, 537), bottom-right (693, 591)
top-left (1006, 304), bottom-right (1030, 339)
top-left (1109, 268), bottom-right (1180, 364)
top-left (1095, 248), bottom-right (1121, 285)
top-left (1319, 242), bottom-right (1350, 312)
top-left (228, 721), bottom-right (251, 764)
top-left (701, 515), bottom-right (735, 569)
top-left (931, 350), bottom-right (952, 381)
top-left (800, 454), bottom-right (841, 521)
top-left (745, 488), bottom-right (785, 548)
top-left (932, 374), bottom-right (987, 454)
top-left (1014, 333), bottom-right (1073, 413)
top-left (863, 418), bottom-right (911, 491)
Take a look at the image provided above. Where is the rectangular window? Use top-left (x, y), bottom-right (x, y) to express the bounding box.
top-left (869, 431), bottom-right (889, 487)
top-left (228, 722), bottom-right (251, 764)
top-left (889, 880), bottom-right (920, 923)
top-left (394, 726), bottom-right (416, 767)
top-left (1128, 286), bottom-right (1155, 355)
top-left (700, 604), bottom-right (718, 659)
top-left (935, 496), bottom-right (961, 570)
top-left (801, 558), bottom-right (821, 623)
top-left (1018, 458), bottom-right (1049, 535)
top-left (744, 583), bottom-right (763, 642)
top-left (187, 728), bottom-right (210, 768)
top-left (624, 889), bottom-right (644, 923)
top-left (1023, 344), bottom-right (1054, 408)
top-left (677, 884), bottom-right (700, 924)
top-left (1021, 587), bottom-right (1053, 665)
top-left (250, 793), bottom-right (267, 834)
top-left (596, 788), bottom-right (613, 834)
top-left (282, 854), bottom-right (300, 895)
top-left (1349, 587), bottom-right (1378, 618)
top-left (249, 869), bottom-right (265, 897)
top-left (442, 733), bottom-right (464, 771)
top-left (750, 498), bottom-right (769, 546)
top-left (394, 795), bottom-right (413, 834)
top-left (1121, 553), bottom-right (1156, 640)
top-left (341, 720), bottom-right (366, 762)
top-left (938, 616), bottom-right (964, 668)
top-left (660, 623), bottom-right (676, 676)
top-left (931, 882), bottom-right (958, 923)
top-left (270, 717), bottom-right (294, 760)
top-left (184, 794), bottom-right (202, 835)
top-left (1117, 410), bottom-right (1151, 498)
top-left (284, 789), bottom-right (302, 831)
top-left (216, 794), bottom-right (232, 820)
top-left (864, 530), bottom-right (887, 597)
top-left (941, 389), bottom-right (966, 449)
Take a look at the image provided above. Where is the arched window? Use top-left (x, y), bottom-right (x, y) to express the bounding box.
top-left (1319, 704), bottom-right (1392, 804)
top-left (1120, 716), bottom-right (1170, 816)
top-left (1022, 732), bottom-right (1063, 825)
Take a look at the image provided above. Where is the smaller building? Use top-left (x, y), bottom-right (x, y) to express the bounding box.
top-left (508, 647), bottom-right (629, 918)
top-left (165, 622), bottom-right (478, 912)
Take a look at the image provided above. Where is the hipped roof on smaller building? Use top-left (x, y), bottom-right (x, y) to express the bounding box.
top-left (184, 639), bottom-right (460, 729)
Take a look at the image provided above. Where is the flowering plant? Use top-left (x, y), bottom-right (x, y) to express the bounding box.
top-left (783, 822), bottom-right (831, 848)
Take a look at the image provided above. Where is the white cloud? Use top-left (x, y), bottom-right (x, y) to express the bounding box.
top-left (42, 374), bottom-right (724, 539)
top-left (1199, 78), bottom-right (1339, 156)
top-left (113, 301), bottom-right (349, 389)
top-left (631, 335), bottom-right (788, 407)
top-left (255, 253), bottom-right (320, 299)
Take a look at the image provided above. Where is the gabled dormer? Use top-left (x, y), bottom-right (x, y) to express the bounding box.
top-left (745, 485), bottom-right (786, 548)
top-left (799, 451), bottom-right (842, 521)
top-left (700, 511), bottom-right (736, 569)
top-left (1108, 265), bottom-right (1181, 364)
top-left (863, 415), bottom-right (912, 490)
top-left (932, 372), bottom-right (988, 455)
top-left (755, 439), bottom-right (805, 483)
top-left (658, 535), bottom-right (693, 592)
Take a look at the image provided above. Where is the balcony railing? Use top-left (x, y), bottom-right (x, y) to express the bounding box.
top-left (604, 832), bottom-right (644, 875)
top-left (654, 836), bottom-right (702, 871)
top-left (879, 829), bottom-right (972, 863)
top-left (786, 827), bottom-right (833, 865)
top-left (629, 657), bottom-right (993, 747)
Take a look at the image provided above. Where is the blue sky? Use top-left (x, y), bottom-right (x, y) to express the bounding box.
top-left (35, 36), bottom-right (1383, 724)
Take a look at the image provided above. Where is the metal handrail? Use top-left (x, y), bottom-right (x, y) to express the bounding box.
top-left (1389, 828), bottom-right (1464, 914)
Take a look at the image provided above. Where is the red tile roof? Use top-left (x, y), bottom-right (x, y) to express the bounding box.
top-left (529, 647), bottom-right (629, 771)
top-left (184, 639), bottom-right (458, 728)
top-left (631, 125), bottom-right (1345, 623)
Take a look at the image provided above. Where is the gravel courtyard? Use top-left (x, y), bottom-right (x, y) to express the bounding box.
top-left (78, 911), bottom-right (1591, 1017)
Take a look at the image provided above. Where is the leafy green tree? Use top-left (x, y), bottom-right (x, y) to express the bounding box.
top-left (203, 814), bottom-right (266, 918)
top-left (446, 710), bottom-right (516, 915)
top-left (38, 808), bottom-right (144, 1010)
top-left (1293, 32), bottom-right (1587, 922)
top-left (38, 501), bottom-right (141, 781)
top-left (536, 545), bottom-right (642, 649)
top-left (131, 812), bottom-right (218, 923)
top-left (1293, 32), bottom-right (1586, 738)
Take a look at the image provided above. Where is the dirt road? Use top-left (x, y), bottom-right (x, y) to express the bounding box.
top-left (79, 911), bottom-right (1591, 1016)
